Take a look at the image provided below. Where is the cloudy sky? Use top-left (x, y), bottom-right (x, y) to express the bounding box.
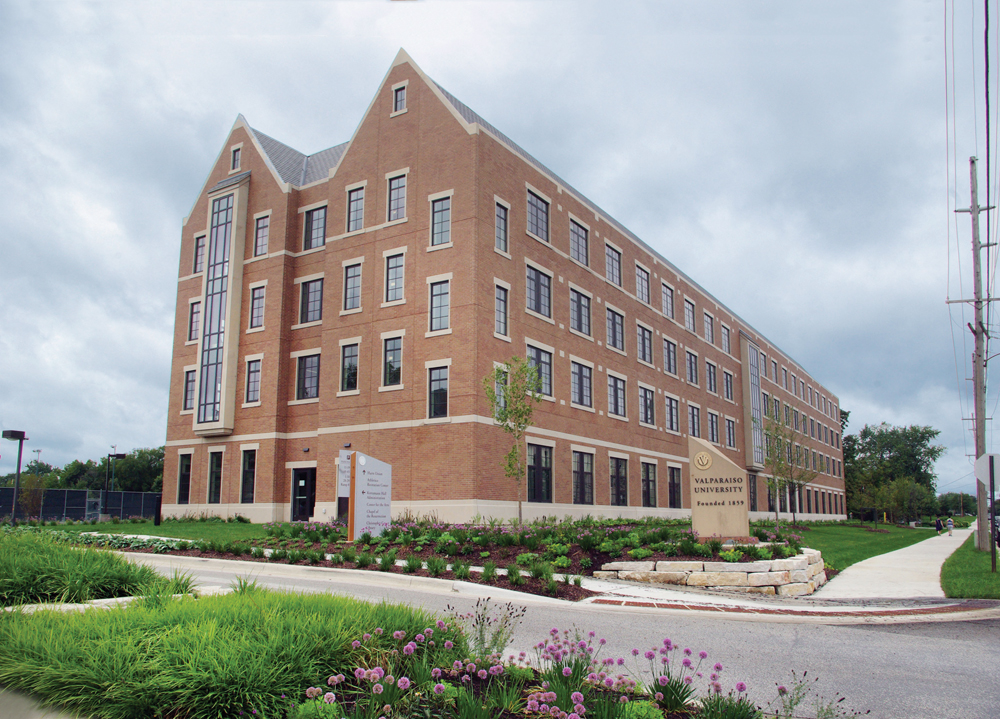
top-left (0, 0), bottom-right (993, 495)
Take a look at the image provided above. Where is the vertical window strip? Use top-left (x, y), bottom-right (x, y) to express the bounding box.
top-left (197, 194), bottom-right (233, 424)
top-left (254, 216), bottom-right (269, 256)
top-left (431, 197), bottom-right (451, 245)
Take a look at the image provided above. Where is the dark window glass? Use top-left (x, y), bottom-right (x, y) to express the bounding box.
top-left (571, 361), bottom-right (592, 407)
top-left (344, 265), bottom-right (361, 311)
top-left (385, 254), bottom-right (404, 302)
top-left (526, 345), bottom-right (552, 396)
top-left (348, 188), bottom-right (365, 232)
top-left (569, 289), bottom-right (590, 335)
top-left (383, 337), bottom-right (401, 387)
top-left (724, 371), bottom-right (734, 401)
top-left (231, 147), bottom-right (241, 170)
top-left (495, 286), bottom-right (508, 336)
top-left (340, 345), bottom-right (358, 392)
top-left (250, 287), bottom-right (265, 329)
top-left (686, 351), bottom-right (698, 384)
top-left (430, 281), bottom-right (449, 331)
top-left (527, 191), bottom-right (549, 241)
top-left (641, 462), bottom-right (657, 508)
top-left (722, 326), bottom-right (731, 353)
top-left (639, 387), bottom-right (655, 425)
top-left (661, 283), bottom-right (674, 318)
top-left (636, 266), bottom-right (650, 304)
top-left (431, 197), bottom-right (451, 245)
top-left (183, 370), bottom-right (196, 411)
top-left (300, 279), bottom-right (324, 323)
top-left (297, 354), bottom-right (320, 399)
top-left (637, 325), bottom-right (652, 363)
top-left (177, 454), bottom-right (191, 505)
top-left (526, 266), bottom-right (551, 317)
top-left (749, 474), bottom-right (758, 512)
top-left (527, 444), bottom-right (552, 503)
top-left (570, 220), bottom-right (588, 264)
top-left (668, 466), bottom-right (682, 509)
top-left (188, 302), bottom-right (201, 342)
top-left (704, 313), bottom-right (714, 343)
top-left (429, 367), bottom-right (448, 417)
top-left (254, 216), bottom-right (269, 256)
top-left (665, 396), bottom-right (679, 432)
top-left (664, 339), bottom-right (677, 375)
top-left (610, 457), bottom-right (628, 506)
top-left (393, 86), bottom-right (406, 112)
top-left (246, 360), bottom-right (261, 403)
top-left (197, 194), bottom-right (233, 424)
top-left (304, 207), bottom-right (326, 250)
top-left (688, 405), bottom-right (700, 437)
top-left (388, 175), bottom-right (406, 221)
top-left (495, 203), bottom-right (508, 252)
top-left (708, 412), bottom-right (719, 443)
top-left (707, 362), bottom-right (717, 394)
top-left (607, 309), bottom-right (624, 351)
top-left (608, 375), bottom-right (626, 417)
top-left (208, 451), bottom-right (222, 504)
top-left (572, 451), bottom-right (593, 504)
top-left (605, 245), bottom-right (621, 286)
top-left (241, 449), bottom-right (256, 503)
top-left (193, 236), bottom-right (205, 274)
top-left (684, 299), bottom-right (695, 332)
top-left (726, 418), bottom-right (736, 447)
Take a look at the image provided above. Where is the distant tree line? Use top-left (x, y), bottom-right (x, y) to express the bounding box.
top-left (0, 447), bottom-right (164, 494)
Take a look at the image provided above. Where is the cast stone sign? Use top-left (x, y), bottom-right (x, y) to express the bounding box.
top-left (346, 451), bottom-right (392, 541)
top-left (689, 436), bottom-right (749, 539)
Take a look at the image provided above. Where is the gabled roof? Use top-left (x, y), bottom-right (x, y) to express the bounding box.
top-left (247, 125), bottom-right (348, 187)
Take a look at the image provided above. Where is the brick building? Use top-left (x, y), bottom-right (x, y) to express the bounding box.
top-left (162, 50), bottom-right (846, 524)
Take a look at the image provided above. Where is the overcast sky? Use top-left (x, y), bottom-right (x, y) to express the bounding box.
top-left (0, 0), bottom-right (993, 496)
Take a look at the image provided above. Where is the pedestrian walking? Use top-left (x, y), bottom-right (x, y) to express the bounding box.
top-left (946, 517), bottom-right (954, 536)
top-left (935, 517), bottom-right (943, 535)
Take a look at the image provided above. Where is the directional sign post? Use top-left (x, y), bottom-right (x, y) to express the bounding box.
top-left (973, 453), bottom-right (998, 573)
top-left (347, 451), bottom-right (392, 541)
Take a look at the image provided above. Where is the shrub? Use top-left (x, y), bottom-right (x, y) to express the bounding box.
top-left (425, 556), bottom-right (446, 577)
top-left (552, 555), bottom-right (572, 569)
top-left (378, 550), bottom-right (397, 571)
top-left (481, 561), bottom-right (498, 582)
top-left (529, 561), bottom-right (553, 580)
top-left (515, 552), bottom-right (538, 566)
top-left (579, 556), bottom-right (593, 569)
top-left (341, 546), bottom-right (357, 563)
top-left (453, 561), bottom-right (471, 580)
top-left (250, 546), bottom-right (265, 559)
top-left (403, 555), bottom-right (422, 573)
top-left (355, 552), bottom-right (373, 568)
top-left (506, 564), bottom-right (525, 586)
top-left (628, 547), bottom-right (654, 560)
top-left (719, 549), bottom-right (744, 563)
top-left (706, 538), bottom-right (723, 555)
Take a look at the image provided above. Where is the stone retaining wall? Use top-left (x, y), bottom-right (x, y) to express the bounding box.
top-left (594, 547), bottom-right (827, 596)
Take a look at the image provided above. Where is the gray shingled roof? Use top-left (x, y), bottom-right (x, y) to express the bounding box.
top-left (249, 126), bottom-right (347, 187)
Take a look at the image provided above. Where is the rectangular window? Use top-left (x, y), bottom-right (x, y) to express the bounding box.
top-left (527, 191), bottom-right (549, 241)
top-left (726, 418), bottom-right (736, 447)
top-left (722, 325), bottom-right (731, 354)
top-left (343, 265), bottom-right (361, 311)
top-left (708, 412), bottom-right (719, 443)
top-left (393, 85), bottom-right (406, 112)
top-left (250, 287), bottom-right (265, 328)
top-left (723, 370), bottom-right (734, 401)
top-left (783, 368), bottom-right (789, 389)
top-left (208, 451), bottom-right (222, 504)
top-left (177, 454), bottom-right (191, 504)
top-left (684, 299), bottom-right (696, 332)
top-left (749, 474), bottom-right (758, 512)
top-left (347, 187), bottom-right (365, 232)
top-left (572, 451), bottom-right (594, 504)
top-left (430, 280), bottom-right (450, 331)
top-left (570, 220), bottom-right (588, 264)
top-left (231, 147), bottom-right (241, 171)
top-left (428, 366), bottom-right (448, 417)
top-left (773, 397), bottom-right (780, 421)
top-left (526, 266), bottom-right (551, 317)
top-left (527, 444), bottom-right (552, 503)
top-left (635, 265), bottom-right (650, 304)
top-left (772, 359), bottom-right (778, 382)
top-left (431, 197), bottom-right (451, 245)
top-left (494, 370), bottom-right (507, 413)
top-left (383, 337), bottom-right (402, 387)
top-left (665, 396), bottom-right (679, 432)
top-left (569, 289), bottom-right (591, 335)
top-left (610, 457), bottom-right (628, 506)
top-left (241, 449), bottom-right (256, 504)
top-left (193, 235), bottom-right (205, 273)
top-left (246, 359), bottom-right (261, 403)
top-left (637, 325), bottom-right (653, 363)
top-left (668, 466), bottom-right (681, 508)
top-left (606, 308), bottom-right (624, 351)
top-left (688, 405), bottom-right (701, 438)
top-left (183, 370), bottom-right (196, 411)
top-left (608, 375), bottom-right (626, 417)
top-left (300, 279), bottom-right (324, 323)
top-left (641, 462), bottom-right (657, 508)
top-left (495, 285), bottom-right (508, 336)
top-left (703, 313), bottom-right (714, 344)
top-left (296, 354), bottom-right (320, 399)
top-left (197, 194), bottom-right (233, 425)
top-left (340, 344), bottom-right (358, 392)
top-left (639, 386), bottom-right (655, 425)
top-left (495, 202), bottom-right (508, 252)
top-left (661, 283), bottom-right (674, 319)
top-left (388, 175), bottom-right (406, 221)
top-left (188, 301), bottom-right (201, 342)
top-left (254, 216), bottom-right (269, 256)
top-left (706, 362), bottom-right (717, 394)
top-left (304, 207), bottom-right (326, 250)
top-left (664, 339), bottom-right (677, 375)
top-left (686, 351), bottom-right (698, 384)
top-left (526, 345), bottom-right (553, 396)
top-left (571, 361), bottom-right (592, 407)
top-left (605, 245), bottom-right (622, 286)
top-left (385, 253), bottom-right (404, 302)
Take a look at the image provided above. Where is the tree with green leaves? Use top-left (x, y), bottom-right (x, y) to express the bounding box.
top-left (482, 356), bottom-right (543, 524)
top-left (844, 423), bottom-right (945, 514)
top-left (761, 414), bottom-right (818, 531)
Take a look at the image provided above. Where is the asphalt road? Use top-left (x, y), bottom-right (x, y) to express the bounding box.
top-left (131, 555), bottom-right (1000, 719)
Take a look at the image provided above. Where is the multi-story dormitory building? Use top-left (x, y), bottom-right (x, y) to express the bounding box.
top-left (162, 50), bottom-right (846, 524)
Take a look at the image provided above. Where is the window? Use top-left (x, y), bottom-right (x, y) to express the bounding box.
top-left (527, 190), bottom-right (549, 241)
top-left (347, 187), bottom-right (365, 232)
top-left (304, 207), bottom-right (326, 250)
top-left (495, 202), bottom-right (508, 252)
top-left (637, 325), bottom-right (653, 364)
top-left (526, 266), bottom-right (551, 317)
top-left (193, 236), bottom-right (205, 273)
top-left (570, 220), bottom-right (588, 264)
top-left (668, 466), bottom-right (681, 508)
top-left (241, 449), bottom-right (255, 504)
top-left (431, 197), bottom-right (451, 245)
top-left (684, 299), bottom-right (696, 332)
top-left (688, 405), bottom-right (701, 437)
top-left (188, 302), bottom-right (201, 342)
top-left (784, 404), bottom-right (791, 426)
top-left (641, 462), bottom-right (657, 508)
top-left (686, 351), bottom-right (698, 384)
top-left (383, 337), bottom-right (402, 387)
top-left (177, 454), bottom-right (191, 504)
top-left (430, 280), bottom-right (450, 331)
top-left (708, 412), bottom-right (719, 443)
top-left (246, 359), bottom-right (261, 403)
top-left (300, 279), bottom-right (324, 323)
top-left (494, 370), bottom-right (507, 413)
top-left (343, 264), bottom-right (361, 311)
top-left (208, 451), bottom-right (222, 504)
top-left (571, 361), bottom-right (592, 407)
top-left (296, 354), bottom-right (320, 399)
top-left (606, 308), bottom-right (624, 351)
top-left (183, 370), bottom-right (196, 411)
top-left (393, 85), bottom-right (406, 112)
top-left (635, 265), bottom-right (650, 304)
top-left (569, 289), bottom-right (590, 335)
top-left (721, 325), bottom-right (731, 354)
top-left (610, 457), bottom-right (628, 506)
top-left (250, 287), bottom-right (265, 329)
top-left (340, 344), bottom-right (358, 392)
top-left (665, 396), bottom-right (679, 432)
top-left (773, 397), bottom-right (780, 421)
top-left (783, 367), bottom-right (789, 389)
top-left (723, 370), bottom-right (734, 401)
top-left (572, 451), bottom-right (594, 504)
top-left (605, 245), bottom-right (622, 286)
top-left (428, 366), bottom-right (448, 417)
top-left (231, 147), bottom-right (241, 171)
top-left (526, 345), bottom-right (552, 396)
top-left (760, 353), bottom-right (767, 379)
top-left (749, 474), bottom-right (758, 512)
top-left (527, 444), bottom-right (552, 502)
top-left (726, 418), bottom-right (736, 447)
top-left (772, 359), bottom-right (778, 382)
top-left (810, 418), bottom-right (816, 438)
top-left (664, 339), bottom-right (677, 375)
top-left (703, 313), bottom-right (714, 344)
top-left (254, 216), bottom-right (269, 256)
top-left (706, 362), bottom-right (717, 394)
top-left (197, 194), bottom-right (233, 425)
top-left (608, 375), bottom-right (626, 417)
top-left (661, 283), bottom-right (675, 319)
top-left (495, 285), bottom-right (508, 336)
top-left (639, 386), bottom-right (655, 425)
top-left (388, 175), bottom-right (406, 221)
top-left (793, 410), bottom-right (800, 431)
top-left (385, 254), bottom-right (404, 302)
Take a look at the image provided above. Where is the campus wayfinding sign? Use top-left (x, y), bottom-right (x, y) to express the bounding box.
top-left (346, 451), bottom-right (392, 541)
top-left (689, 436), bottom-right (750, 539)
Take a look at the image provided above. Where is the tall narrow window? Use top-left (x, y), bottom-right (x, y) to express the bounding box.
top-left (340, 344), bottom-right (358, 392)
top-left (347, 187), bottom-right (365, 232)
top-left (706, 362), bottom-right (717, 394)
top-left (495, 285), bottom-right (508, 336)
top-left (570, 361), bottom-right (592, 407)
top-left (183, 370), bottom-right (196, 411)
top-left (527, 191), bottom-right (549, 241)
top-left (343, 264), bottom-right (361, 311)
top-left (526, 444), bottom-right (552, 502)
top-left (722, 326), bottom-right (731, 354)
top-left (388, 176), bottom-right (406, 221)
top-left (610, 457), bottom-right (628, 506)
top-left (661, 283), bottom-right (674, 319)
top-left (608, 375), bottom-right (626, 417)
top-left (749, 474), bottom-right (758, 512)
top-left (525, 266), bottom-right (551, 317)
top-left (495, 202), bottom-right (508, 252)
top-left (430, 281), bottom-right (450, 331)
top-left (383, 337), bottom-right (401, 387)
top-left (688, 405), bottom-right (701, 438)
top-left (605, 245), bottom-right (622, 286)
top-left (708, 412), bottom-right (720, 443)
top-left (526, 345), bottom-right (552, 396)
top-left (393, 85), bottom-right (406, 112)
top-left (572, 451), bottom-right (594, 504)
top-left (246, 359), bottom-right (261, 403)
top-left (197, 194), bottom-right (233, 425)
top-left (684, 299), bottom-right (696, 332)
top-left (606, 309), bottom-right (624, 351)
top-left (385, 254), bottom-right (404, 302)
top-left (300, 279), bottom-right (323, 323)
top-left (570, 220), bottom-right (588, 264)
top-left (665, 396), bottom-right (679, 432)
top-left (494, 370), bottom-right (507, 413)
top-left (641, 462), bottom-right (657, 508)
top-left (668, 466), bottom-right (681, 508)
top-left (686, 351), bottom-right (698, 384)
top-left (208, 451), bottom-right (222, 504)
top-left (635, 266), bottom-right (650, 304)
top-left (428, 366), bottom-right (448, 417)
top-left (177, 454), bottom-right (191, 504)
top-left (193, 236), bottom-right (205, 273)
top-left (703, 313), bottom-right (714, 344)
top-left (296, 354), bottom-right (320, 399)
top-left (724, 370), bottom-right (734, 401)
top-left (639, 386), bottom-right (655, 425)
top-left (664, 339), bottom-right (677, 375)
top-left (231, 147), bottom-right (241, 170)
top-left (637, 325), bottom-right (652, 363)
top-left (569, 289), bottom-right (590, 335)
top-left (303, 207), bottom-right (326, 250)
top-left (241, 449), bottom-right (256, 503)
top-left (431, 197), bottom-right (451, 245)
top-left (254, 216), bottom-right (269, 256)
top-left (188, 302), bottom-right (201, 342)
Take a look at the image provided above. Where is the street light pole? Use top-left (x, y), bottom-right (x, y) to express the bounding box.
top-left (2, 431), bottom-right (28, 525)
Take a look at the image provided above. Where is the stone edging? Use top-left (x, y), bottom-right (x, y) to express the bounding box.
top-left (595, 547), bottom-right (827, 596)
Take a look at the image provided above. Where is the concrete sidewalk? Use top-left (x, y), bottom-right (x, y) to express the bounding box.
top-left (815, 527), bottom-right (972, 599)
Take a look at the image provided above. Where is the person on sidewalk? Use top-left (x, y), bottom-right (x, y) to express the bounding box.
top-left (946, 516), bottom-right (954, 536)
top-left (935, 517), bottom-right (943, 535)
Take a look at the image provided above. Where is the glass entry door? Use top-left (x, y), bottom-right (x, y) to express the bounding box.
top-left (292, 468), bottom-right (316, 521)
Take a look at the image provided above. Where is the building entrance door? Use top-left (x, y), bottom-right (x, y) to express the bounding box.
top-left (292, 468), bottom-right (316, 521)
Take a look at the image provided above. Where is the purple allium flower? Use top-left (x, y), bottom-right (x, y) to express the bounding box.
top-left (562, 667), bottom-right (573, 677)
top-left (352, 640), bottom-right (361, 649)
top-left (619, 696), bottom-right (629, 704)
top-left (699, 651), bottom-right (708, 659)
top-left (354, 668), bottom-right (366, 680)
top-left (425, 628), bottom-right (434, 637)
top-left (372, 683), bottom-right (383, 695)
top-left (466, 663), bottom-right (476, 673)
top-left (551, 627), bottom-right (559, 635)
top-left (569, 714), bottom-right (580, 719)
top-left (374, 627), bottom-right (383, 635)
top-left (683, 676), bottom-right (693, 685)
top-left (526, 700), bottom-right (539, 712)
top-left (539, 704), bottom-right (549, 713)
top-left (461, 675), bottom-right (471, 684)
top-left (617, 658), bottom-right (625, 666)
top-left (631, 648), bottom-right (639, 656)
top-left (658, 675), bottom-right (669, 687)
top-left (604, 678), bottom-right (614, 688)
top-left (654, 692), bottom-right (663, 702)
top-left (599, 638), bottom-right (607, 646)
top-left (385, 675), bottom-right (394, 685)
top-left (571, 692), bottom-right (584, 704)
top-left (306, 687), bottom-right (322, 699)
top-left (393, 630), bottom-right (406, 640)
top-left (403, 643), bottom-right (415, 655)
top-left (684, 648), bottom-right (692, 656)
top-left (736, 682), bottom-right (747, 693)
top-left (363, 633), bottom-right (371, 641)
top-left (373, 667), bottom-right (385, 679)
top-left (453, 660), bottom-right (463, 671)
top-left (324, 692), bottom-right (336, 704)
top-left (398, 677), bottom-right (410, 690)
top-left (416, 634), bottom-right (425, 643)
top-left (778, 686), bottom-right (787, 696)
top-left (587, 673), bottom-right (598, 682)
top-left (433, 684), bottom-right (445, 695)
top-left (444, 640), bottom-right (453, 650)
top-left (644, 650), bottom-right (655, 660)
top-left (437, 620), bottom-right (446, 629)
top-left (478, 669), bottom-right (488, 680)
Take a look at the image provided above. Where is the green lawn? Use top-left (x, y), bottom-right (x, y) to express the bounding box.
top-left (788, 523), bottom-right (935, 571)
top-left (46, 521), bottom-right (267, 543)
top-left (940, 534), bottom-right (1000, 599)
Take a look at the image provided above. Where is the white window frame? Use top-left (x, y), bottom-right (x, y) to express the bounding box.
top-left (381, 246), bottom-right (407, 307)
top-left (243, 353), bottom-right (264, 407)
top-left (427, 189), bottom-right (455, 251)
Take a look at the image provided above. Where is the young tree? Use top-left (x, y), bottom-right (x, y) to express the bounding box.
top-left (483, 356), bottom-right (543, 524)
top-left (844, 423), bottom-right (945, 511)
top-left (761, 414), bottom-right (818, 531)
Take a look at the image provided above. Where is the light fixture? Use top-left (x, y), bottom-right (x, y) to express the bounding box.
top-left (2, 430), bottom-right (28, 525)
